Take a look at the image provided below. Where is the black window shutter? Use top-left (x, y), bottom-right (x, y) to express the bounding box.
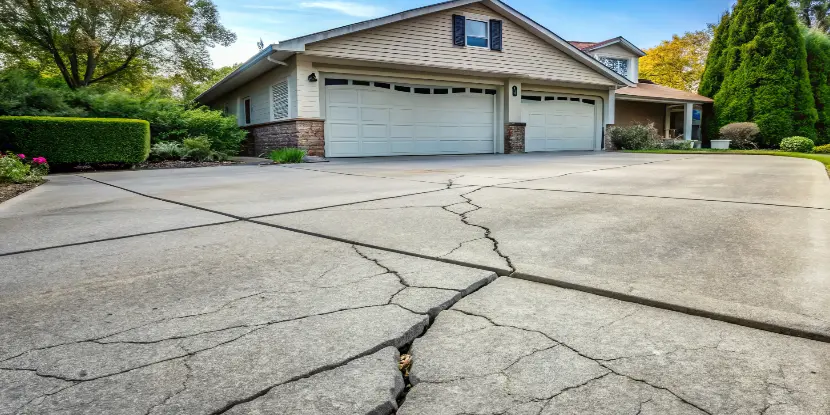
top-left (452, 14), bottom-right (466, 46)
top-left (489, 19), bottom-right (502, 51)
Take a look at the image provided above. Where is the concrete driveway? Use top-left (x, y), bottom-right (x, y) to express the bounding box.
top-left (1, 152), bottom-right (829, 414)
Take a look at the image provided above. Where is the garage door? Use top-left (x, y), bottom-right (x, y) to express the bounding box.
top-left (325, 78), bottom-right (496, 157)
top-left (521, 94), bottom-right (599, 152)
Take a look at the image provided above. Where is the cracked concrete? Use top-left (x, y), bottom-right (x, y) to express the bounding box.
top-left (400, 277), bottom-right (830, 414)
top-left (3, 152), bottom-right (830, 414)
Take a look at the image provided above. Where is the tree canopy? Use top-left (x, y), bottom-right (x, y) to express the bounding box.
top-left (793, 0), bottom-right (830, 32)
top-left (803, 26), bottom-right (830, 144)
top-left (639, 31), bottom-right (711, 92)
top-left (704, 0), bottom-right (817, 146)
top-left (0, 0), bottom-right (236, 90)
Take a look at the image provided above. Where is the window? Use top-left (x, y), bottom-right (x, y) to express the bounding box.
top-left (352, 80), bottom-right (370, 86)
top-left (324, 78), bottom-right (348, 86)
top-left (243, 98), bottom-right (251, 125)
top-left (485, 89), bottom-right (497, 95)
top-left (434, 88), bottom-right (449, 94)
top-left (598, 57), bottom-right (629, 77)
top-left (452, 87), bottom-right (466, 93)
top-left (414, 87), bottom-right (431, 94)
top-left (466, 20), bottom-right (488, 48)
top-left (394, 85), bottom-right (411, 92)
top-left (470, 88), bottom-right (483, 93)
top-left (271, 80), bottom-right (289, 120)
top-left (521, 95), bottom-right (542, 101)
top-left (374, 82), bottom-right (391, 89)
top-left (223, 103), bottom-right (229, 115)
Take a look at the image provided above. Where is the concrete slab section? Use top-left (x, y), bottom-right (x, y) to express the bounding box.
top-left (0, 175), bottom-right (228, 254)
top-left (0, 222), bottom-right (496, 414)
top-left (82, 165), bottom-right (446, 217)
top-left (400, 277), bottom-right (830, 415)
top-left (286, 152), bottom-right (688, 184)
top-left (269, 183), bottom-right (830, 336)
top-left (504, 155), bottom-right (830, 209)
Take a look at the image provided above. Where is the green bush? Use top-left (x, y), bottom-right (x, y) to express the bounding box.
top-left (182, 136), bottom-right (212, 161)
top-left (719, 122), bottom-right (761, 149)
top-left (607, 123), bottom-right (659, 150)
top-left (150, 141), bottom-right (186, 161)
top-left (779, 136), bottom-right (815, 152)
top-left (0, 116), bottom-right (150, 164)
top-left (269, 148), bottom-right (306, 164)
top-left (814, 143), bottom-right (830, 153)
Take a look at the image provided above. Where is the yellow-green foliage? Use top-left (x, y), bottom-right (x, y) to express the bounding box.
top-left (0, 116), bottom-right (150, 163)
top-left (814, 143), bottom-right (830, 153)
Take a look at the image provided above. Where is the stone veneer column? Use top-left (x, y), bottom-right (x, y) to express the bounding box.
top-left (242, 119), bottom-right (325, 157)
top-left (504, 122), bottom-right (526, 154)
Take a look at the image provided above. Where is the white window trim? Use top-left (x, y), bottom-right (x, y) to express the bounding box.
top-left (596, 55), bottom-right (632, 80)
top-left (270, 78), bottom-right (291, 121)
top-left (465, 19), bottom-right (489, 49)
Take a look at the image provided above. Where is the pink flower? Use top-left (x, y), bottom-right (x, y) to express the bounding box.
top-left (17, 154), bottom-right (25, 159)
top-left (32, 157), bottom-right (47, 165)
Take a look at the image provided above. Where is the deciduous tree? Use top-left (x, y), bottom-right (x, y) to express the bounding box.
top-left (639, 31), bottom-right (711, 92)
top-left (0, 0), bottom-right (236, 90)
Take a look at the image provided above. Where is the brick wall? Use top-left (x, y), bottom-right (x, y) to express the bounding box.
top-left (242, 119), bottom-right (325, 157)
top-left (504, 122), bottom-right (526, 154)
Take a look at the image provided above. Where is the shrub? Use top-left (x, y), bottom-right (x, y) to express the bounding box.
top-left (150, 141), bottom-right (186, 161)
top-left (814, 144), bottom-right (830, 153)
top-left (173, 108), bottom-right (246, 154)
top-left (607, 123), bottom-right (659, 150)
top-left (0, 152), bottom-right (48, 183)
top-left (0, 116), bottom-right (150, 164)
top-left (269, 148), bottom-right (306, 163)
top-left (779, 136), bottom-right (815, 152)
top-left (719, 122), bottom-right (760, 149)
top-left (659, 140), bottom-right (693, 150)
top-left (182, 136), bottom-right (212, 161)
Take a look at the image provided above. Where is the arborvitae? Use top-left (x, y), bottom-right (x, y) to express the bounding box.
top-left (699, 11), bottom-right (732, 140)
top-left (804, 26), bottom-right (830, 145)
top-left (713, 0), bottom-right (817, 147)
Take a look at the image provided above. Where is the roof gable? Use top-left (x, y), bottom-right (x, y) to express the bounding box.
top-left (278, 0), bottom-right (634, 86)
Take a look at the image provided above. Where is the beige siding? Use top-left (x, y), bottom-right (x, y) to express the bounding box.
top-left (296, 54), bottom-right (320, 118)
top-left (210, 58), bottom-right (297, 126)
top-left (305, 3), bottom-right (615, 86)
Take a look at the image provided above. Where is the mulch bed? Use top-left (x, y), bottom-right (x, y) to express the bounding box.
top-left (0, 181), bottom-right (43, 204)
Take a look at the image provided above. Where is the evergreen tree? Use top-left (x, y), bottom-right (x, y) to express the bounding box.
top-left (803, 26), bottom-right (830, 144)
top-left (699, 12), bottom-right (732, 140)
top-left (714, 0), bottom-right (817, 147)
top-left (699, 12), bottom-right (732, 98)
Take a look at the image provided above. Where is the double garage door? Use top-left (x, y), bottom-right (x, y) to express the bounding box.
top-left (325, 78), bottom-right (496, 157)
top-left (324, 78), bottom-right (599, 157)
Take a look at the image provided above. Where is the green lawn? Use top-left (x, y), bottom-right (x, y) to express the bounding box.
top-left (624, 149), bottom-right (830, 175)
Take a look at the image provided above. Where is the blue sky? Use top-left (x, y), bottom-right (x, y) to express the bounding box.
top-left (208, 0), bottom-right (734, 68)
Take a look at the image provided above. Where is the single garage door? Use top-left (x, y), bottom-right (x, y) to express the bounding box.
top-left (521, 94), bottom-right (599, 152)
top-left (325, 78), bottom-right (496, 157)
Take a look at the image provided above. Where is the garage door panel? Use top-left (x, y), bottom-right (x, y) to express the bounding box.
top-left (362, 124), bottom-right (388, 139)
top-left (361, 107), bottom-right (389, 123)
top-left (390, 125), bottom-right (414, 138)
top-left (326, 82), bottom-right (494, 157)
top-left (327, 141), bottom-right (360, 156)
top-left (328, 106), bottom-right (359, 121)
top-left (328, 89), bottom-right (358, 104)
top-left (328, 123), bottom-right (359, 139)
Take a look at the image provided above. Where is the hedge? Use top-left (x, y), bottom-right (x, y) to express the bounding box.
top-left (0, 116), bottom-right (150, 164)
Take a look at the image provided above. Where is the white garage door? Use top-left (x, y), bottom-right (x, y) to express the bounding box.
top-left (325, 78), bottom-right (496, 157)
top-left (522, 94), bottom-right (599, 152)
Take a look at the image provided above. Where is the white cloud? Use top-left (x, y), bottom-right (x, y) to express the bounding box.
top-left (299, 1), bottom-right (387, 18)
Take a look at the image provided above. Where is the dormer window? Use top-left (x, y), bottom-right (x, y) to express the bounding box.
top-left (598, 57), bottom-right (629, 77)
top-left (466, 20), bottom-right (488, 48)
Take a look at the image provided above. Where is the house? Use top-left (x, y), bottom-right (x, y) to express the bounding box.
top-left (195, 0), bottom-right (714, 157)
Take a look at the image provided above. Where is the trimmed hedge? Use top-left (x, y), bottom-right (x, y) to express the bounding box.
top-left (0, 116), bottom-right (150, 164)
